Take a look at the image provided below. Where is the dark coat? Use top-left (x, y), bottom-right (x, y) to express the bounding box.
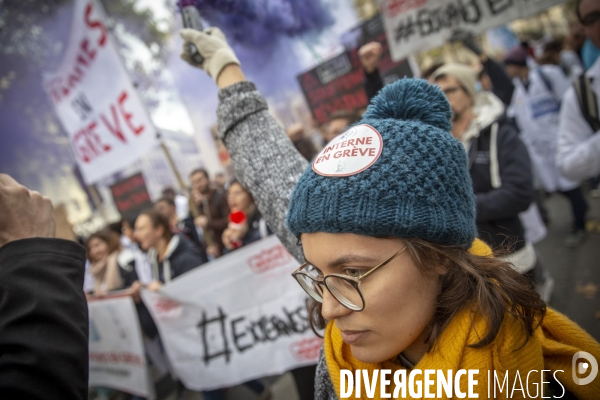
top-left (0, 238), bottom-right (88, 400)
top-left (482, 57), bottom-right (515, 106)
top-left (117, 249), bottom-right (158, 339)
top-left (241, 212), bottom-right (273, 247)
top-left (176, 216), bottom-right (208, 263)
top-left (467, 115), bottom-right (533, 252)
top-left (364, 69), bottom-right (384, 101)
top-left (154, 234), bottom-right (204, 283)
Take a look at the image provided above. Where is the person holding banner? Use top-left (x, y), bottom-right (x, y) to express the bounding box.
top-left (155, 196), bottom-right (208, 262)
top-left (134, 209), bottom-right (205, 289)
top-left (0, 174), bottom-right (88, 400)
top-left (179, 27), bottom-right (600, 399)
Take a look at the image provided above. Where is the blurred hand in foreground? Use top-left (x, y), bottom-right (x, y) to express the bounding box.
top-left (0, 174), bottom-right (55, 249)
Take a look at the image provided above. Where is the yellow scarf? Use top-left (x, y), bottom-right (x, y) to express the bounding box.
top-left (324, 239), bottom-right (600, 399)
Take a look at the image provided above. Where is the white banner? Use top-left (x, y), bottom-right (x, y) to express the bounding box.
top-left (43, 0), bottom-right (156, 184)
top-left (141, 235), bottom-right (322, 391)
top-left (88, 296), bottom-right (155, 399)
top-left (380, 0), bottom-right (566, 62)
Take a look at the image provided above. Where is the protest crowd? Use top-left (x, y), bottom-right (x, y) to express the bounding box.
top-left (2, 0), bottom-right (600, 399)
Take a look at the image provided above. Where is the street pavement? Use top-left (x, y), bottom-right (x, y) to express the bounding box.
top-left (535, 192), bottom-right (600, 341)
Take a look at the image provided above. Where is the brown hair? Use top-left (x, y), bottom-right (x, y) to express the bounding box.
top-left (138, 209), bottom-right (174, 242)
top-left (190, 168), bottom-right (209, 180)
top-left (85, 229), bottom-right (121, 262)
top-left (328, 109), bottom-right (362, 125)
top-left (308, 238), bottom-right (546, 349)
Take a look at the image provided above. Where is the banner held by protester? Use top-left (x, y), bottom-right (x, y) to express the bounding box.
top-left (43, 0), bottom-right (157, 184)
top-left (88, 295), bottom-right (155, 399)
top-left (381, 0), bottom-right (567, 62)
top-left (141, 235), bottom-right (322, 392)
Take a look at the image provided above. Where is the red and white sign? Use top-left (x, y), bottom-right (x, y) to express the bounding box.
top-left (43, 0), bottom-right (156, 184)
top-left (88, 296), bottom-right (155, 399)
top-left (141, 235), bottom-right (320, 391)
top-left (313, 124), bottom-right (383, 177)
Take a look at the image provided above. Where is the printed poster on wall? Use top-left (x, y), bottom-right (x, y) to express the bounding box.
top-left (88, 296), bottom-right (155, 399)
top-left (380, 0), bottom-right (567, 62)
top-left (43, 0), bottom-right (157, 184)
top-left (141, 235), bottom-right (322, 391)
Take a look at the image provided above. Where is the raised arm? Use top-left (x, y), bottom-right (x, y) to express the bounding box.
top-left (180, 29), bottom-right (307, 261)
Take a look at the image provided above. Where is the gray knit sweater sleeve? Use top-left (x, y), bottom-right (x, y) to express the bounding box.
top-left (217, 81), bottom-right (308, 262)
top-left (315, 347), bottom-right (339, 400)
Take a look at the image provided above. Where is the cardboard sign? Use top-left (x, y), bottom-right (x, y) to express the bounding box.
top-left (109, 172), bottom-right (153, 221)
top-left (141, 235), bottom-right (321, 391)
top-left (298, 13), bottom-right (415, 125)
top-left (313, 124), bottom-right (383, 177)
top-left (381, 0), bottom-right (567, 62)
top-left (43, 0), bottom-right (157, 184)
top-left (88, 296), bottom-right (154, 399)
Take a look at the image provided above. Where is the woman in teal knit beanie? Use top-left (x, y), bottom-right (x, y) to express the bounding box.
top-left (181, 27), bottom-right (600, 399)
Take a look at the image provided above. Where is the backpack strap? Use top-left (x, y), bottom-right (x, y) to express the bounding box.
top-left (574, 73), bottom-right (600, 133)
top-left (537, 67), bottom-right (560, 106)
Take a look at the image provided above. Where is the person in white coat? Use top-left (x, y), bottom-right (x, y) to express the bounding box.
top-left (557, 0), bottom-right (600, 183)
top-left (505, 45), bottom-right (588, 247)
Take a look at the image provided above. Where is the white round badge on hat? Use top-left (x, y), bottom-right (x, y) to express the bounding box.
top-left (312, 124), bottom-right (383, 177)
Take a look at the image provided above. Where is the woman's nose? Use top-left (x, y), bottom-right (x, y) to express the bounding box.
top-left (320, 286), bottom-right (352, 321)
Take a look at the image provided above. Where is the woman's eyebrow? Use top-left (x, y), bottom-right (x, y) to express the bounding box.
top-left (304, 254), bottom-right (379, 269)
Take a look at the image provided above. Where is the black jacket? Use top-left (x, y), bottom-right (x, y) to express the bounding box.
top-left (154, 234), bottom-right (204, 283)
top-left (0, 238), bottom-right (88, 400)
top-left (176, 216), bottom-right (208, 263)
top-left (467, 115), bottom-right (533, 252)
top-left (482, 57), bottom-right (515, 106)
top-left (364, 69), bottom-right (385, 101)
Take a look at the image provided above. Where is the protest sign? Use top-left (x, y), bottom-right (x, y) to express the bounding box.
top-left (43, 0), bottom-right (157, 184)
top-left (298, 13), bottom-right (415, 125)
top-left (380, 0), bottom-right (566, 61)
top-left (142, 235), bottom-right (322, 391)
top-left (88, 296), bottom-right (154, 399)
top-left (109, 172), bottom-right (153, 221)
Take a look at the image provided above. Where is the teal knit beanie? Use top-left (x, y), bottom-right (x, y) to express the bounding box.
top-left (286, 78), bottom-right (477, 248)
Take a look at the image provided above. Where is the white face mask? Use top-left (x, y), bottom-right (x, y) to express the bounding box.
top-left (475, 81), bottom-right (482, 93)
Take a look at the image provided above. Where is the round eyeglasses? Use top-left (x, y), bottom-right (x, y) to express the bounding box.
top-left (291, 246), bottom-right (407, 311)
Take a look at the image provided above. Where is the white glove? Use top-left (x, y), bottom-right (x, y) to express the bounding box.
top-left (180, 27), bottom-right (240, 81)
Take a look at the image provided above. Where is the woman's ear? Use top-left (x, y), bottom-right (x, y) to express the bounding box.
top-left (433, 256), bottom-right (451, 276)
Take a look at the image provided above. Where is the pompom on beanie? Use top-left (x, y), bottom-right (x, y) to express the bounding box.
top-left (286, 78), bottom-right (477, 248)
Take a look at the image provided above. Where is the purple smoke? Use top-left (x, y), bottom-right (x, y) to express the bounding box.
top-left (178, 0), bottom-right (333, 47)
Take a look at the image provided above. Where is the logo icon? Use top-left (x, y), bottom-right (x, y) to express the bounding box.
top-left (572, 351), bottom-right (598, 385)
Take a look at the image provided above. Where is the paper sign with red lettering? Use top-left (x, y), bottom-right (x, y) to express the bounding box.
top-left (88, 296), bottom-right (155, 399)
top-left (313, 124), bottom-right (383, 177)
top-left (43, 0), bottom-right (156, 184)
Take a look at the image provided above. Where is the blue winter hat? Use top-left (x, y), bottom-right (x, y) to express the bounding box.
top-left (286, 78), bottom-right (477, 248)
